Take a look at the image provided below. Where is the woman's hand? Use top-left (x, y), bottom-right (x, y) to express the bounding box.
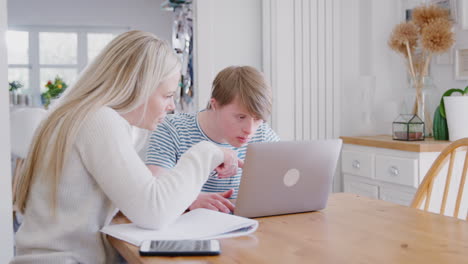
top-left (188, 189), bottom-right (235, 213)
top-left (216, 148), bottom-right (244, 178)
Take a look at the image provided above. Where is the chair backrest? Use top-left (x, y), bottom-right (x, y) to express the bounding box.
top-left (10, 108), bottom-right (47, 158)
top-left (411, 137), bottom-right (468, 220)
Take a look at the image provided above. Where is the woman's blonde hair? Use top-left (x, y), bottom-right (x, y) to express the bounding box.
top-left (206, 66), bottom-right (272, 120)
top-left (15, 30), bottom-right (181, 212)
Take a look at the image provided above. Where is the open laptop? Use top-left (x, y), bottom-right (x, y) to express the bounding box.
top-left (233, 139), bottom-right (342, 218)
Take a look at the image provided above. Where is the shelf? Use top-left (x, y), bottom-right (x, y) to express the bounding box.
top-left (340, 135), bottom-right (451, 152)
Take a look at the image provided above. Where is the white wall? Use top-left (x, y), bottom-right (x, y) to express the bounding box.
top-left (1, 0), bottom-right (14, 261)
top-left (193, 0), bottom-right (262, 109)
top-left (341, 0), bottom-right (406, 137)
top-left (7, 0), bottom-right (173, 41)
top-left (341, 0), bottom-right (468, 137)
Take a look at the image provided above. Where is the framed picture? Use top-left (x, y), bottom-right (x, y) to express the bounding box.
top-left (402, 0), bottom-right (425, 21)
top-left (455, 47), bottom-right (468, 80)
top-left (461, 0), bottom-right (468, 30)
top-left (430, 0), bottom-right (458, 22)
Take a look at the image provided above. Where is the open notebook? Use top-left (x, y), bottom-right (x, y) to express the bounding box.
top-left (101, 208), bottom-right (259, 246)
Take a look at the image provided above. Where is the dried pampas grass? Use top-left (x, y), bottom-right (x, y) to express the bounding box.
top-left (421, 18), bottom-right (454, 53)
top-left (388, 4), bottom-right (454, 133)
top-left (388, 4), bottom-right (454, 76)
top-left (412, 4), bottom-right (450, 30)
top-left (388, 22), bottom-right (418, 56)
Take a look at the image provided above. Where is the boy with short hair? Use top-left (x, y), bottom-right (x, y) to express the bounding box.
top-left (146, 66), bottom-right (279, 213)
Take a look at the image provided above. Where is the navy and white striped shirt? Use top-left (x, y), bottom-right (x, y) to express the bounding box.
top-left (146, 111), bottom-right (280, 199)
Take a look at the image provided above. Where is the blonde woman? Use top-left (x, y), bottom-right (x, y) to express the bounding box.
top-left (146, 66), bottom-right (279, 213)
top-left (11, 30), bottom-right (240, 264)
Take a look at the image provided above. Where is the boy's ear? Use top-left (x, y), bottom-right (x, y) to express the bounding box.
top-left (210, 98), bottom-right (218, 111)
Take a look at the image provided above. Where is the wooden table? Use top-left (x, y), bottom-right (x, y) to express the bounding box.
top-left (108, 193), bottom-right (468, 264)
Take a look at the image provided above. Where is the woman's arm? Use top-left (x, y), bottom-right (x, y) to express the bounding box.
top-left (76, 108), bottom-right (223, 229)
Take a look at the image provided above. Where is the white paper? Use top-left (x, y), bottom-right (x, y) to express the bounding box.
top-left (101, 208), bottom-right (259, 246)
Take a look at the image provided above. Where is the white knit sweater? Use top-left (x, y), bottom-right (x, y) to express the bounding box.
top-left (11, 107), bottom-right (223, 264)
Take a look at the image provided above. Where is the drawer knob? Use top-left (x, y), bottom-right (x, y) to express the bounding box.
top-left (388, 166), bottom-right (399, 176)
top-left (352, 160), bottom-right (361, 169)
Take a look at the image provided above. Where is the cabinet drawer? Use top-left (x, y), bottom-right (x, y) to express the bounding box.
top-left (343, 175), bottom-right (379, 199)
top-left (342, 150), bottom-right (374, 178)
top-left (375, 155), bottom-right (418, 187)
top-left (380, 187), bottom-right (416, 206)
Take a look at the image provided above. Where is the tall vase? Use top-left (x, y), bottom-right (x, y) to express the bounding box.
top-left (9, 91), bottom-right (17, 105)
top-left (404, 76), bottom-right (438, 137)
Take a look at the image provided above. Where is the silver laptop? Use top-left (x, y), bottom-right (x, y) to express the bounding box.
top-left (233, 140), bottom-right (342, 218)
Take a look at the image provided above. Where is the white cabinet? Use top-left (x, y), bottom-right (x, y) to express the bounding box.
top-left (341, 150), bottom-right (374, 178)
top-left (375, 155), bottom-right (418, 187)
top-left (341, 136), bottom-right (449, 206)
top-left (343, 176), bottom-right (379, 199)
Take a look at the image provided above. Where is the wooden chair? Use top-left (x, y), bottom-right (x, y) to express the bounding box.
top-left (411, 137), bottom-right (468, 220)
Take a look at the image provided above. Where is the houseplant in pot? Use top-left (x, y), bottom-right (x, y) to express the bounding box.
top-left (433, 86), bottom-right (468, 141)
top-left (41, 76), bottom-right (68, 109)
top-left (9, 80), bottom-right (23, 105)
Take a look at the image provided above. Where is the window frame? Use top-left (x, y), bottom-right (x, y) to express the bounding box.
top-left (7, 25), bottom-right (128, 106)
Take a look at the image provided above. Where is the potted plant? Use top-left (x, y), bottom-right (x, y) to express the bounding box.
top-left (433, 86), bottom-right (468, 141)
top-left (41, 76), bottom-right (68, 109)
top-left (9, 81), bottom-right (24, 105)
top-left (9, 80), bottom-right (23, 92)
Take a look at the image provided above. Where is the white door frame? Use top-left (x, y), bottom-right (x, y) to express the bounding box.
top-left (1, 0), bottom-right (14, 261)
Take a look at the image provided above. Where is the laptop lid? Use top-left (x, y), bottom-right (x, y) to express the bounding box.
top-left (234, 139), bottom-right (342, 218)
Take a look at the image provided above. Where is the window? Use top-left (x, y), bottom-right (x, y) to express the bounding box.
top-left (88, 33), bottom-right (117, 62)
top-left (7, 27), bottom-right (125, 106)
top-left (39, 32), bottom-right (78, 93)
top-left (7, 31), bottom-right (30, 93)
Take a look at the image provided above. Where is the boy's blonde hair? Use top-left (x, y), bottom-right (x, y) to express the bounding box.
top-left (207, 66), bottom-right (272, 120)
top-left (15, 30), bottom-right (181, 213)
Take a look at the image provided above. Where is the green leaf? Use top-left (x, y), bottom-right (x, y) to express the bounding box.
top-left (8, 80), bottom-right (23, 91)
top-left (464, 86), bottom-right (468, 95)
top-left (433, 106), bottom-right (449, 140)
top-left (439, 88), bottom-right (464, 118)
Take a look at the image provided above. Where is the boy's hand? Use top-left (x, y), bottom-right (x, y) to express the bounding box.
top-left (188, 189), bottom-right (235, 213)
top-left (216, 148), bottom-right (244, 178)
